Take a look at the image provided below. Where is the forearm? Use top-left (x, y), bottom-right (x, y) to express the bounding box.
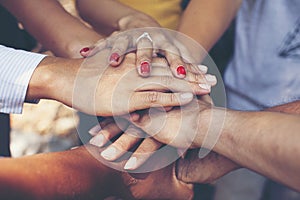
top-left (213, 109), bottom-right (300, 191)
top-left (26, 56), bottom-right (82, 105)
top-left (266, 100), bottom-right (300, 114)
top-left (0, 146), bottom-right (131, 199)
top-left (76, 0), bottom-right (159, 35)
top-left (1, 0), bottom-right (102, 58)
top-left (178, 0), bottom-right (241, 51)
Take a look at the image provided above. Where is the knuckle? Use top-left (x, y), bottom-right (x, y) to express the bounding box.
top-left (114, 138), bottom-right (129, 151)
top-left (147, 92), bottom-right (159, 103)
top-left (127, 126), bottom-right (143, 138)
top-left (160, 76), bottom-right (174, 87)
top-left (137, 55), bottom-right (151, 63)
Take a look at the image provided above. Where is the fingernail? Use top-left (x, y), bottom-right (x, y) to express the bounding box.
top-left (205, 74), bottom-right (217, 83)
top-left (70, 146), bottom-right (79, 150)
top-left (80, 47), bottom-right (90, 54)
top-left (109, 52), bottom-right (120, 63)
top-left (140, 61), bottom-right (150, 74)
top-left (124, 157), bottom-right (137, 170)
top-left (198, 65), bottom-right (208, 73)
top-left (101, 146), bottom-right (117, 160)
top-left (199, 84), bottom-right (211, 91)
top-left (180, 93), bottom-right (193, 100)
top-left (89, 134), bottom-right (105, 147)
top-left (176, 65), bottom-right (186, 77)
top-left (88, 125), bottom-right (101, 136)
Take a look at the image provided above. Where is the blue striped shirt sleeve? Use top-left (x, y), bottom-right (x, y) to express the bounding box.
top-left (0, 45), bottom-right (46, 114)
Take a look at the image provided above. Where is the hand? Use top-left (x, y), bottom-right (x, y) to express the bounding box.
top-left (176, 150), bottom-right (240, 184)
top-left (127, 95), bottom-right (218, 149)
top-left (73, 51), bottom-right (214, 116)
top-left (88, 95), bottom-right (220, 169)
top-left (89, 118), bottom-right (164, 170)
top-left (89, 145), bottom-right (194, 200)
top-left (80, 28), bottom-right (211, 80)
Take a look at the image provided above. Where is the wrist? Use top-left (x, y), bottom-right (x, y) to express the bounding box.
top-left (27, 56), bottom-right (83, 106)
top-left (118, 13), bottom-right (160, 30)
top-left (194, 107), bottom-right (230, 150)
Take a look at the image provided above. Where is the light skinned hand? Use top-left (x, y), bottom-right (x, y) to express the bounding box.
top-left (125, 95), bottom-right (216, 149)
top-left (72, 50), bottom-right (212, 116)
top-left (79, 28), bottom-right (211, 81)
top-left (89, 118), bottom-right (164, 170)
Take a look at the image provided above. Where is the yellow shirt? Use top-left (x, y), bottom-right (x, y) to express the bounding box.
top-left (118, 0), bottom-right (182, 30)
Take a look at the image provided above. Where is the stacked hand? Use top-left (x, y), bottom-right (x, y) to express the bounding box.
top-left (80, 28), bottom-right (209, 80)
top-left (80, 29), bottom-right (232, 194)
top-left (72, 50), bottom-right (212, 116)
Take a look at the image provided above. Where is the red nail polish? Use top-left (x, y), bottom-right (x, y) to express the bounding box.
top-left (80, 47), bottom-right (90, 54)
top-left (176, 66), bottom-right (186, 76)
top-left (141, 61), bottom-right (150, 74)
top-left (109, 53), bottom-right (120, 63)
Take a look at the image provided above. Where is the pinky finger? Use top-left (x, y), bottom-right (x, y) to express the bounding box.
top-left (80, 39), bottom-right (108, 58)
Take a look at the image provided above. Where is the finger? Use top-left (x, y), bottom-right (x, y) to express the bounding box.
top-left (88, 118), bottom-right (114, 136)
top-left (79, 47), bottom-right (92, 58)
top-left (184, 73), bottom-right (217, 90)
top-left (136, 33), bottom-right (153, 77)
top-left (138, 76), bottom-right (212, 95)
top-left (89, 119), bottom-right (129, 147)
top-left (197, 65), bottom-right (208, 74)
top-left (109, 35), bottom-right (130, 66)
top-left (159, 43), bottom-right (188, 79)
top-left (130, 92), bottom-right (194, 112)
top-left (150, 61), bottom-right (211, 87)
top-left (99, 117), bottom-right (114, 128)
top-left (124, 138), bottom-right (162, 170)
top-left (80, 39), bottom-right (108, 58)
top-left (100, 125), bottom-right (144, 161)
top-left (88, 124), bottom-right (102, 136)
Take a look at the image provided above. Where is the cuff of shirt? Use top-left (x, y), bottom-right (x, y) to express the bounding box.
top-left (0, 46), bottom-right (46, 114)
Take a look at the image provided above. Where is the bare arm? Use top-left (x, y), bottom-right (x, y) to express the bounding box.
top-left (266, 100), bottom-right (300, 114)
top-left (177, 100), bottom-right (300, 186)
top-left (76, 0), bottom-right (159, 36)
top-left (0, 146), bottom-right (132, 199)
top-left (208, 108), bottom-right (300, 191)
top-left (127, 98), bottom-right (300, 190)
top-left (0, 145), bottom-right (193, 199)
top-left (0, 0), bottom-right (102, 58)
top-left (177, 0), bottom-right (242, 51)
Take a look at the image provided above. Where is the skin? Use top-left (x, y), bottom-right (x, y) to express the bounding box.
top-left (76, 0), bottom-right (242, 75)
top-left (128, 98), bottom-right (300, 191)
top-left (26, 51), bottom-right (210, 116)
top-left (0, 0), bottom-right (102, 58)
top-left (76, 0), bottom-right (242, 51)
top-left (0, 145), bottom-right (193, 199)
top-left (176, 100), bottom-right (300, 184)
top-left (90, 98), bottom-right (300, 191)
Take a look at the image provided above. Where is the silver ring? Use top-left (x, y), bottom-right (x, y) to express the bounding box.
top-left (136, 32), bottom-right (153, 44)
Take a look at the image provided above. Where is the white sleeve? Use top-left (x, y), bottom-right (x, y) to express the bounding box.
top-left (0, 45), bottom-right (46, 114)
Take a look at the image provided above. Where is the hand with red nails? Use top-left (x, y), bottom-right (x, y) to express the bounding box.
top-left (72, 50), bottom-right (211, 116)
top-left (79, 28), bottom-right (210, 80)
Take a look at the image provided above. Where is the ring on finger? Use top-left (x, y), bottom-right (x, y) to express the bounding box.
top-left (136, 32), bottom-right (153, 44)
